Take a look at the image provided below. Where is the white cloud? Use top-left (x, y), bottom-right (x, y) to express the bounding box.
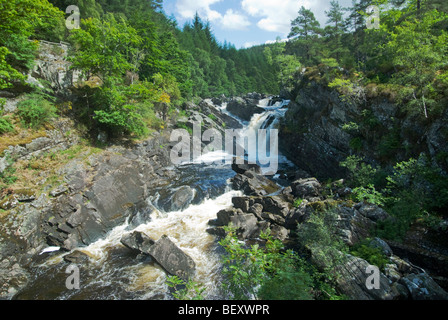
top-left (241, 0), bottom-right (352, 35)
top-left (243, 41), bottom-right (258, 48)
top-left (175, 0), bottom-right (250, 30)
top-left (241, 0), bottom-right (300, 34)
top-left (176, 0), bottom-right (223, 22)
top-left (221, 9), bottom-right (250, 30)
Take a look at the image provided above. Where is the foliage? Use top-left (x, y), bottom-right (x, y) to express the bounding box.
top-left (166, 276), bottom-right (205, 300)
top-left (293, 198), bottom-right (303, 208)
top-left (219, 226), bottom-right (313, 300)
top-left (0, 156), bottom-right (17, 189)
top-left (16, 93), bottom-right (57, 129)
top-left (385, 10), bottom-right (448, 118)
top-left (350, 240), bottom-right (390, 271)
top-left (0, 0), bottom-right (64, 88)
top-left (352, 184), bottom-right (386, 206)
top-left (340, 155), bottom-right (377, 188)
top-left (0, 116), bottom-right (15, 134)
top-left (68, 15), bottom-right (143, 87)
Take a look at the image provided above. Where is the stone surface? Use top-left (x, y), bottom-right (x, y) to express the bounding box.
top-left (147, 235), bottom-right (196, 281)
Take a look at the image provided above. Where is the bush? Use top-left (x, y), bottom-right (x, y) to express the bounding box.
top-left (340, 155), bottom-right (377, 187)
top-left (350, 240), bottom-right (390, 271)
top-left (94, 104), bottom-right (149, 138)
top-left (16, 94), bottom-right (57, 129)
top-left (219, 227), bottom-right (314, 300)
top-left (0, 116), bottom-right (15, 134)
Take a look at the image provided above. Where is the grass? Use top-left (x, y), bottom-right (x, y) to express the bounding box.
top-left (1, 142), bottom-right (104, 199)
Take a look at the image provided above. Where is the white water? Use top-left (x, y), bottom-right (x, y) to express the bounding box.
top-left (26, 96), bottom-right (293, 300)
top-left (59, 189), bottom-right (242, 299)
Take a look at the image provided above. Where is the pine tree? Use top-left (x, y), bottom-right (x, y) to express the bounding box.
top-left (288, 6), bottom-right (322, 64)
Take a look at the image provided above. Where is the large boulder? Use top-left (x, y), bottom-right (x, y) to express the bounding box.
top-left (121, 232), bottom-right (196, 281)
top-left (232, 171), bottom-right (280, 196)
top-left (120, 231), bottom-right (155, 254)
top-left (311, 249), bottom-right (399, 300)
top-left (226, 97), bottom-right (264, 122)
top-left (147, 235), bottom-right (196, 281)
top-left (291, 178), bottom-right (322, 199)
top-left (400, 273), bottom-right (448, 300)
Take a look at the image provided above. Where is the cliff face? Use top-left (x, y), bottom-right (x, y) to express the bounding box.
top-left (279, 75), bottom-right (448, 179)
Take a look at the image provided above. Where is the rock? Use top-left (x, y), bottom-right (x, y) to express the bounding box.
top-left (147, 235), bottom-right (196, 281)
top-left (369, 238), bottom-right (393, 257)
top-left (314, 251), bottom-right (399, 300)
top-left (63, 250), bottom-right (93, 264)
top-left (270, 224), bottom-right (289, 241)
top-left (50, 185), bottom-right (68, 197)
top-left (291, 178), bottom-right (321, 199)
top-left (170, 186), bottom-right (196, 212)
top-left (384, 264), bottom-right (402, 283)
top-left (226, 97), bottom-right (264, 121)
top-left (232, 197), bottom-right (250, 212)
top-left (336, 206), bottom-right (376, 246)
top-left (259, 195), bottom-right (291, 217)
top-left (231, 161), bottom-right (261, 175)
top-left (284, 207), bottom-right (308, 229)
top-left (230, 214), bottom-right (259, 239)
top-left (355, 203), bottom-right (389, 222)
top-left (232, 171), bottom-right (280, 196)
top-left (248, 203), bottom-right (263, 219)
top-left (400, 273), bottom-right (448, 300)
top-left (120, 231), bottom-right (155, 254)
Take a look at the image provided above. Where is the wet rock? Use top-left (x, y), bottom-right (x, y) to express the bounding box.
top-left (231, 161), bottom-right (261, 175)
top-left (63, 250), bottom-right (93, 264)
top-left (120, 231), bottom-right (155, 254)
top-left (147, 235), bottom-right (196, 281)
top-left (164, 186), bottom-right (196, 212)
top-left (226, 97), bottom-right (264, 121)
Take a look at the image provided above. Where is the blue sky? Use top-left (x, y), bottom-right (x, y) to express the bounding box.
top-left (162, 0), bottom-right (353, 49)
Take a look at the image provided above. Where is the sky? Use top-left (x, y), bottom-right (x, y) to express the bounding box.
top-left (162, 0), bottom-right (353, 49)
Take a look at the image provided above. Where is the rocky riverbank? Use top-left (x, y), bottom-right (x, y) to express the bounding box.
top-left (0, 94), bottom-right (249, 299)
top-left (207, 163), bottom-right (448, 300)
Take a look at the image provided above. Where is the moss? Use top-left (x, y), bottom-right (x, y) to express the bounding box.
top-left (309, 199), bottom-right (339, 212)
top-left (0, 127), bottom-right (47, 155)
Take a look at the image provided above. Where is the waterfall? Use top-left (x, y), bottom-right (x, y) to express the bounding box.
top-left (15, 95), bottom-right (293, 300)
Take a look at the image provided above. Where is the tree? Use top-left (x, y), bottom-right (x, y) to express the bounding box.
top-left (0, 0), bottom-right (63, 88)
top-left (68, 14), bottom-right (142, 86)
top-left (325, 0), bottom-right (348, 62)
top-left (386, 10), bottom-right (448, 118)
top-left (288, 6), bottom-right (322, 64)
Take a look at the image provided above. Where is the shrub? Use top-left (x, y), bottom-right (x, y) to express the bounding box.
top-left (16, 94), bottom-right (57, 129)
top-left (350, 240), bottom-right (390, 271)
top-left (219, 226), bottom-right (314, 300)
top-left (340, 155), bottom-right (377, 188)
top-left (94, 104), bottom-right (149, 138)
top-left (352, 184), bottom-right (386, 206)
top-left (0, 116), bottom-right (15, 134)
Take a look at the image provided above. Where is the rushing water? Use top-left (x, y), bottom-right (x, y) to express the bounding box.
top-left (14, 97), bottom-right (294, 300)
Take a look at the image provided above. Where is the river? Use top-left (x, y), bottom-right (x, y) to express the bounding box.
top-left (14, 97), bottom-right (294, 300)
